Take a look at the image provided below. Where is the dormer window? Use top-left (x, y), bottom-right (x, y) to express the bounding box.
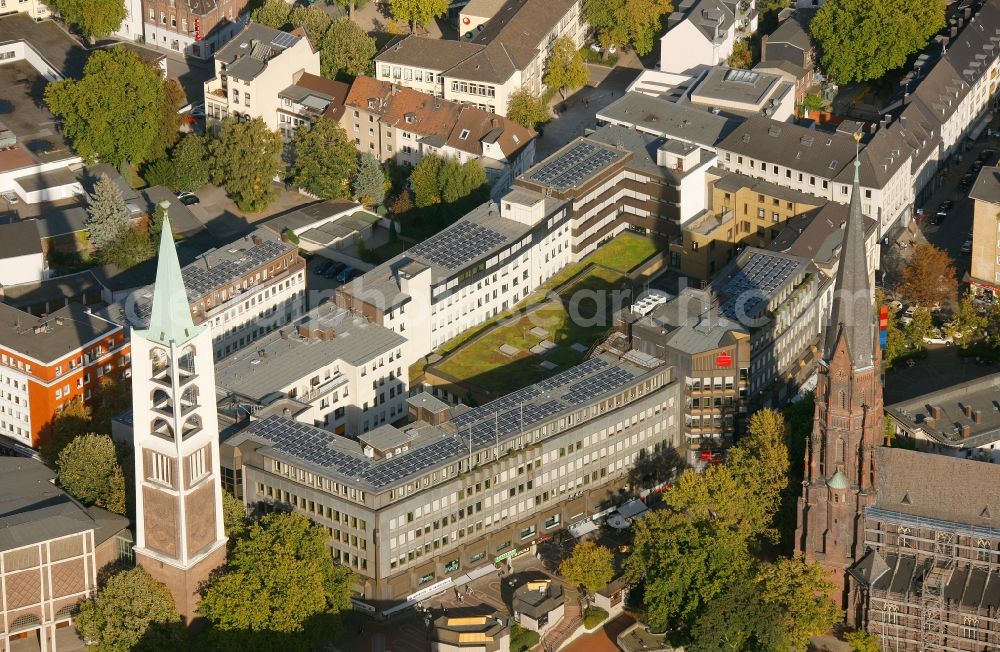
top-left (368, 98), bottom-right (377, 109)
top-left (459, 129), bottom-right (470, 140)
top-left (405, 113), bottom-right (415, 124)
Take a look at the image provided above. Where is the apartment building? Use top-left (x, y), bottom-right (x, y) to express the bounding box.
top-left (337, 191), bottom-right (573, 356)
top-left (755, 10), bottom-right (815, 105)
top-left (0, 0), bottom-right (48, 20)
top-left (144, 0), bottom-right (249, 58)
top-left (619, 287), bottom-right (750, 461)
top-left (108, 229), bottom-right (306, 360)
top-left (769, 200), bottom-right (880, 283)
top-left (374, 0), bottom-right (584, 116)
top-left (0, 458), bottom-right (129, 652)
top-left (223, 353), bottom-right (680, 604)
top-left (277, 73), bottom-right (348, 141)
top-left (341, 76), bottom-right (536, 193)
top-left (215, 303), bottom-right (408, 437)
top-left (968, 166), bottom-right (1000, 299)
top-left (850, 448), bottom-right (1000, 650)
top-left (0, 303), bottom-right (129, 450)
top-left (659, 0), bottom-right (757, 74)
top-left (203, 23), bottom-right (319, 131)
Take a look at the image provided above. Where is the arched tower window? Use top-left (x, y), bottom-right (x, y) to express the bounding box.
top-left (839, 390), bottom-right (847, 409)
top-left (151, 417), bottom-right (173, 440)
top-left (182, 414), bottom-right (202, 437)
top-left (178, 345), bottom-right (197, 376)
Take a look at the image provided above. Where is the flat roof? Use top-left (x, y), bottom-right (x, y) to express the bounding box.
top-left (13, 167), bottom-right (80, 193)
top-left (0, 219), bottom-right (42, 258)
top-left (597, 92), bottom-right (739, 147)
top-left (886, 371), bottom-right (1000, 449)
top-left (227, 354), bottom-right (660, 492)
top-left (716, 248), bottom-right (810, 321)
top-left (216, 24), bottom-right (303, 81)
top-left (690, 67), bottom-right (783, 107)
top-left (0, 302), bottom-right (120, 364)
top-left (214, 303), bottom-right (406, 401)
top-left (522, 138), bottom-right (627, 191)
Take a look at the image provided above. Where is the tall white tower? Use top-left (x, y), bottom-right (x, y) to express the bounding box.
top-left (131, 210), bottom-right (227, 621)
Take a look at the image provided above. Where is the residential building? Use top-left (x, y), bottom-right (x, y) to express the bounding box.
top-left (885, 372), bottom-right (1000, 456)
top-left (968, 165), bottom-right (1000, 299)
top-left (107, 229), bottom-right (306, 360)
top-left (459, 0), bottom-right (507, 36)
top-left (432, 610), bottom-right (510, 652)
top-left (0, 0), bottom-right (50, 20)
top-left (130, 214), bottom-right (228, 620)
top-left (850, 448), bottom-right (1000, 650)
top-left (374, 0), bottom-right (584, 116)
top-left (796, 150), bottom-right (883, 619)
top-left (214, 302), bottom-right (408, 437)
top-left (658, 0), bottom-right (758, 75)
top-left (203, 24), bottom-right (319, 130)
top-left (277, 72), bottom-right (348, 141)
top-left (223, 353), bottom-right (679, 604)
top-left (512, 579), bottom-right (565, 637)
top-left (262, 199), bottom-right (380, 256)
top-left (144, 0), bottom-right (250, 59)
top-left (755, 9), bottom-right (815, 105)
top-left (619, 287), bottom-right (751, 461)
top-left (0, 457), bottom-right (130, 652)
top-left (341, 76), bottom-right (536, 193)
top-left (0, 302), bottom-right (129, 450)
top-left (0, 220), bottom-right (46, 286)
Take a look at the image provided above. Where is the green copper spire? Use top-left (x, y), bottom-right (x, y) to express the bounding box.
top-left (139, 206), bottom-right (202, 346)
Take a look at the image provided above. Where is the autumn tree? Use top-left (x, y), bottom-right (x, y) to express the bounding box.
top-left (845, 629), bottom-right (881, 652)
top-left (321, 18), bottom-right (377, 80)
top-left (40, 397), bottom-right (91, 466)
top-left (811, 0), bottom-right (946, 84)
top-left (585, 0), bottom-right (673, 55)
top-left (45, 47), bottom-right (165, 168)
top-left (506, 87), bottom-right (549, 130)
top-left (291, 120), bottom-right (358, 200)
top-left (353, 152), bottom-right (387, 207)
top-left (289, 4), bottom-right (332, 38)
top-left (49, 0), bottom-right (126, 41)
top-left (57, 434), bottom-right (127, 514)
top-left (559, 541), bottom-right (615, 597)
top-left (756, 557), bottom-right (843, 651)
top-left (251, 0), bottom-right (291, 28)
top-left (209, 117), bottom-right (284, 212)
top-left (147, 79), bottom-right (186, 162)
top-left (76, 567), bottom-right (184, 651)
top-left (899, 243), bottom-right (957, 308)
top-left (544, 36), bottom-right (589, 99)
top-left (199, 512), bottom-right (355, 645)
top-left (389, 0), bottom-right (449, 30)
top-left (171, 134), bottom-right (211, 192)
top-left (902, 306), bottom-right (933, 350)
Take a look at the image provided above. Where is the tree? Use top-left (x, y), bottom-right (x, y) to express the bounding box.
top-left (91, 378), bottom-right (132, 437)
top-left (899, 243), bottom-right (957, 308)
top-left (143, 158), bottom-right (178, 191)
top-left (410, 154), bottom-right (488, 218)
top-left (76, 567), bottom-right (184, 652)
top-left (845, 629), bottom-right (881, 652)
top-left (222, 491), bottom-right (249, 541)
top-left (755, 557), bottom-right (842, 651)
top-left (250, 0), bottom-right (291, 28)
top-left (289, 4), bottom-right (332, 39)
top-left (686, 578), bottom-right (781, 652)
top-left (290, 120), bottom-right (358, 200)
top-left (811, 0), bottom-right (946, 84)
top-left (559, 541), bottom-right (615, 596)
top-left (353, 152), bottom-right (387, 207)
top-left (149, 201), bottom-right (167, 242)
top-left (391, 189), bottom-right (415, 219)
top-left (544, 36), bottom-right (589, 99)
top-left (57, 433), bottom-right (127, 514)
top-left (585, 0), bottom-right (673, 56)
top-left (411, 154), bottom-right (446, 208)
top-left (49, 0), bottom-right (126, 41)
top-left (199, 512), bottom-right (354, 640)
top-left (45, 47), bottom-right (165, 168)
top-left (946, 291), bottom-right (987, 344)
top-left (87, 174), bottom-right (130, 251)
top-left (100, 225), bottom-right (156, 268)
top-left (320, 18), bottom-right (377, 80)
top-left (40, 397), bottom-right (91, 467)
top-left (902, 306), bottom-right (933, 350)
top-left (728, 38), bottom-right (753, 68)
top-left (506, 87), bottom-right (549, 130)
top-left (389, 0), bottom-right (449, 31)
top-left (728, 408), bottom-right (790, 528)
top-left (208, 117), bottom-right (284, 212)
top-left (170, 134), bottom-right (211, 192)
top-left (147, 79), bottom-right (186, 162)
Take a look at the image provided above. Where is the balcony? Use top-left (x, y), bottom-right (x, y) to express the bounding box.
top-left (301, 374), bottom-right (349, 404)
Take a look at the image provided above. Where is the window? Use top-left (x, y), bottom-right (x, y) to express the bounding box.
top-left (189, 448), bottom-right (207, 483)
top-left (244, 93), bottom-right (251, 107)
top-left (459, 129), bottom-right (470, 140)
top-left (520, 525), bottom-right (536, 540)
top-left (151, 452), bottom-right (172, 485)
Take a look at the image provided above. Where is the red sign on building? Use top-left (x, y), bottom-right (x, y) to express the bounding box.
top-left (716, 351), bottom-right (732, 367)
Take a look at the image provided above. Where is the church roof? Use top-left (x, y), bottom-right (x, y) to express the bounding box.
top-left (823, 137), bottom-right (875, 369)
top-left (827, 468), bottom-right (849, 489)
top-left (848, 549), bottom-right (890, 587)
top-left (138, 210), bottom-right (203, 346)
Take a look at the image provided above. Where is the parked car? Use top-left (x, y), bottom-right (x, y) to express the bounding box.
top-left (336, 266), bottom-right (357, 283)
top-left (324, 261), bottom-right (346, 279)
top-left (314, 259), bottom-right (333, 275)
top-left (179, 194), bottom-right (200, 206)
top-left (978, 148), bottom-right (996, 163)
top-left (1, 191), bottom-right (18, 205)
top-left (961, 239), bottom-right (973, 254)
top-left (960, 173), bottom-right (974, 188)
top-left (938, 199), bottom-right (954, 213)
top-left (190, 102), bottom-right (205, 118)
top-left (900, 305), bottom-right (917, 325)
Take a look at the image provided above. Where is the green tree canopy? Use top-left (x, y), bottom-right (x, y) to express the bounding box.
top-left (100, 225), bottom-right (156, 268)
top-left (290, 119), bottom-right (358, 200)
top-left (57, 433), bottom-right (127, 514)
top-left (251, 0), bottom-right (292, 28)
top-left (208, 117), bottom-right (284, 212)
top-left (559, 541), bottom-right (615, 595)
top-left (845, 629), bottom-right (881, 652)
top-left (45, 47), bottom-right (165, 168)
top-left (321, 18), bottom-right (377, 80)
top-left (756, 557), bottom-right (843, 651)
top-left (222, 491), bottom-right (250, 542)
top-left (147, 78), bottom-right (186, 162)
top-left (40, 397), bottom-right (91, 466)
top-left (290, 4), bottom-right (332, 39)
top-left (143, 158), bottom-right (178, 191)
top-left (353, 152), bottom-right (387, 207)
top-left (686, 578), bottom-right (782, 652)
top-left (49, 0), bottom-right (126, 40)
top-left (544, 36), bottom-right (589, 99)
top-left (389, 0), bottom-right (449, 30)
top-left (87, 173), bottom-right (129, 251)
top-left (410, 154), bottom-right (489, 221)
top-left (76, 567), bottom-right (184, 652)
top-left (810, 0), bottom-right (946, 84)
top-left (199, 512), bottom-right (355, 640)
top-left (945, 291), bottom-right (988, 344)
top-left (149, 201), bottom-right (166, 242)
top-left (585, 0), bottom-right (673, 55)
top-left (171, 134), bottom-right (211, 192)
top-left (506, 87), bottom-right (549, 130)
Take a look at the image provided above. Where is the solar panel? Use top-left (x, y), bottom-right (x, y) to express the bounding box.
top-left (527, 141), bottom-right (621, 190)
top-left (270, 32), bottom-right (299, 49)
top-left (409, 221), bottom-right (507, 270)
top-left (181, 239), bottom-right (289, 300)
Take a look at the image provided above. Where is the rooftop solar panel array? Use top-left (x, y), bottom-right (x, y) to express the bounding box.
top-left (719, 253), bottom-right (800, 320)
top-left (270, 32), bottom-right (299, 49)
top-left (526, 141), bottom-right (621, 190)
top-left (409, 221), bottom-right (507, 270)
top-left (183, 240), bottom-right (289, 300)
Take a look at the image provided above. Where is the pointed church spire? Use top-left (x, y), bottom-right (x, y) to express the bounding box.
top-left (823, 132), bottom-right (875, 369)
top-left (140, 203), bottom-right (201, 346)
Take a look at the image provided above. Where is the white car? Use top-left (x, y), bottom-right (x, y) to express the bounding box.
top-left (900, 305), bottom-right (916, 326)
top-left (1, 191), bottom-right (18, 205)
top-left (961, 239), bottom-right (973, 254)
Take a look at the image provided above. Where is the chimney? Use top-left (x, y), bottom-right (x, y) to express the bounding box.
top-left (252, 234), bottom-right (262, 246)
top-left (316, 327), bottom-right (335, 341)
top-left (973, 410), bottom-right (982, 424)
top-left (961, 424), bottom-right (971, 438)
top-left (279, 329), bottom-right (288, 339)
top-left (964, 403), bottom-right (973, 417)
top-left (297, 324), bottom-right (311, 338)
top-left (929, 405), bottom-right (940, 419)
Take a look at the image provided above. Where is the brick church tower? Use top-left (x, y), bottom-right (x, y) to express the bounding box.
top-left (131, 210), bottom-right (227, 621)
top-left (795, 135), bottom-right (883, 624)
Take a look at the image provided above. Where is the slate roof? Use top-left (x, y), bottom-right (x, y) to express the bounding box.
top-left (471, 0), bottom-right (578, 67)
top-left (637, 288), bottom-right (749, 355)
top-left (375, 35), bottom-right (484, 72)
top-left (668, 0), bottom-right (735, 44)
top-left (770, 201), bottom-right (877, 268)
top-left (215, 23), bottom-right (306, 82)
top-left (764, 11), bottom-right (811, 50)
top-left (862, 551), bottom-right (1000, 611)
top-left (969, 166), bottom-right (1000, 205)
top-left (718, 117), bottom-right (859, 179)
top-left (0, 302), bottom-right (120, 363)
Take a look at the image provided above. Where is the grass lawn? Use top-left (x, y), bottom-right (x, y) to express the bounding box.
top-left (584, 232), bottom-right (659, 273)
top-left (371, 239), bottom-right (407, 263)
